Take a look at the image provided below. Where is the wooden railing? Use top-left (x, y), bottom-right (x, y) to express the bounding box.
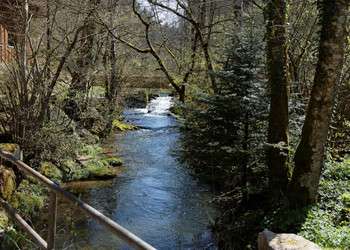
top-left (0, 149), bottom-right (156, 250)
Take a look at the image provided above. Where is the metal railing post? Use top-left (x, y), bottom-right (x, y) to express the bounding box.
top-left (47, 191), bottom-right (57, 250)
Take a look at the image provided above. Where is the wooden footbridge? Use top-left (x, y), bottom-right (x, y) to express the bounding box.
top-left (124, 76), bottom-right (170, 89)
top-left (0, 149), bottom-right (156, 250)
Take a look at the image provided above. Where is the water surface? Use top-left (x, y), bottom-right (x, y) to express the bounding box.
top-left (56, 96), bottom-right (218, 249)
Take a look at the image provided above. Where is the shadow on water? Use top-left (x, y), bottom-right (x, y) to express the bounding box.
top-left (54, 96), bottom-right (218, 249)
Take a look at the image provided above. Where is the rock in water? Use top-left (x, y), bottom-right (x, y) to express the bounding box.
top-left (258, 230), bottom-right (321, 250)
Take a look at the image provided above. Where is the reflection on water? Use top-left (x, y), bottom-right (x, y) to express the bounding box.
top-left (55, 97), bottom-right (218, 249)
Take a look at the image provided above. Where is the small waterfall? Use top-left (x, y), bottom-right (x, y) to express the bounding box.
top-left (124, 96), bottom-right (175, 130)
top-left (146, 96), bottom-right (173, 115)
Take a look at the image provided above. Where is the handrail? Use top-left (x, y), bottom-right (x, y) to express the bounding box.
top-left (0, 149), bottom-right (156, 250)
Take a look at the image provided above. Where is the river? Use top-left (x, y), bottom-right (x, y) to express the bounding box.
top-left (55, 96), bottom-right (218, 249)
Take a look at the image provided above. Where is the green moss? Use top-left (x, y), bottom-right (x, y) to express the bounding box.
top-left (38, 162), bottom-right (63, 183)
top-left (89, 86), bottom-right (105, 98)
top-left (8, 180), bottom-right (45, 220)
top-left (86, 166), bottom-right (116, 180)
top-left (79, 145), bottom-right (103, 157)
top-left (0, 143), bottom-right (19, 154)
top-left (60, 159), bottom-right (89, 182)
top-left (86, 157), bottom-right (109, 169)
top-left (83, 156), bottom-right (118, 179)
top-left (0, 166), bottom-right (16, 200)
top-left (105, 157), bottom-right (123, 166)
top-left (112, 119), bottom-right (138, 132)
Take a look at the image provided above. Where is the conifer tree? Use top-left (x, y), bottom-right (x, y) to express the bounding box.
top-left (178, 32), bottom-right (268, 192)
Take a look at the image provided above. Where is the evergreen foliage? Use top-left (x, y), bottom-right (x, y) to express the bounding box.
top-left (177, 32), bottom-right (268, 191)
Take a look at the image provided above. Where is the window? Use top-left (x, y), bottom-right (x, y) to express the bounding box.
top-left (8, 33), bottom-right (15, 47)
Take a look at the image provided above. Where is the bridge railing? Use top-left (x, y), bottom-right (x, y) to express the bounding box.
top-left (0, 149), bottom-right (156, 250)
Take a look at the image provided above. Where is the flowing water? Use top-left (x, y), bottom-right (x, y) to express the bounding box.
top-left (56, 96), bottom-right (218, 249)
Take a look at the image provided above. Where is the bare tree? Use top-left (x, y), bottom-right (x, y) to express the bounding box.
top-left (147, 0), bottom-right (219, 93)
top-left (0, 0), bottom-right (85, 155)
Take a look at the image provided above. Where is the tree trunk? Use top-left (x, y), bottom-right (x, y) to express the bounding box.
top-left (266, 0), bottom-right (292, 199)
top-left (65, 0), bottom-right (99, 121)
top-left (18, 0), bottom-right (29, 147)
top-left (286, 0), bottom-right (349, 208)
top-left (106, 0), bottom-right (117, 104)
top-left (74, 0), bottom-right (99, 91)
top-left (234, 0), bottom-right (243, 30)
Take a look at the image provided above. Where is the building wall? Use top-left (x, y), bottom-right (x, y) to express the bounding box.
top-left (0, 24), bottom-right (15, 63)
top-left (0, 24), bottom-right (31, 64)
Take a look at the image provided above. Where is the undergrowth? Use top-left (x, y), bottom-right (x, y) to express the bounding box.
top-left (213, 157), bottom-right (350, 249)
top-left (298, 157), bottom-right (350, 248)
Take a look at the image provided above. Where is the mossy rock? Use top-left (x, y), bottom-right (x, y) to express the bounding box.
top-left (112, 120), bottom-right (138, 132)
top-left (38, 162), bottom-right (63, 183)
top-left (105, 157), bottom-right (123, 167)
top-left (87, 166), bottom-right (117, 180)
top-left (69, 168), bottom-right (90, 182)
top-left (86, 157), bottom-right (109, 169)
top-left (0, 143), bottom-right (22, 160)
top-left (80, 145), bottom-right (103, 158)
top-left (0, 144), bottom-right (18, 154)
top-left (59, 159), bottom-right (89, 182)
top-left (0, 166), bottom-right (16, 200)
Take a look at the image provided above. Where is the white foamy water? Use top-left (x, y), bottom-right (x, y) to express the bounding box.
top-left (133, 108), bottom-right (149, 114)
top-left (145, 96), bottom-right (173, 115)
top-left (123, 96), bottom-right (176, 130)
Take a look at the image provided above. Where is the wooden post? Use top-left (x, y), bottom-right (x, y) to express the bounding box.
top-left (47, 191), bottom-right (57, 250)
